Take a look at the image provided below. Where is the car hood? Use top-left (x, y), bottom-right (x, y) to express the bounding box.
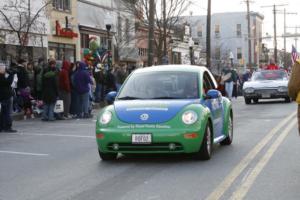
top-left (114, 100), bottom-right (197, 124)
top-left (243, 80), bottom-right (288, 89)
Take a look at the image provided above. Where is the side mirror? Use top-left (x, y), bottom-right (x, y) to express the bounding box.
top-left (105, 91), bottom-right (117, 105)
top-left (205, 89), bottom-right (221, 100)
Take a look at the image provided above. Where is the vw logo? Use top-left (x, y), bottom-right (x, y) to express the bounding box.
top-left (140, 113), bottom-right (149, 121)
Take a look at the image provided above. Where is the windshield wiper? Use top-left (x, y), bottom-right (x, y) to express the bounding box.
top-left (117, 96), bottom-right (142, 100)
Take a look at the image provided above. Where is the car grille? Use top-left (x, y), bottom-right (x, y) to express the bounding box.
top-left (254, 89), bottom-right (278, 94)
top-left (107, 142), bottom-right (183, 152)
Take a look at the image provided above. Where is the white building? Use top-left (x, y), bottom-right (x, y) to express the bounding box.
top-left (187, 12), bottom-right (264, 73)
top-left (171, 24), bottom-right (202, 65)
top-left (0, 0), bottom-right (49, 62)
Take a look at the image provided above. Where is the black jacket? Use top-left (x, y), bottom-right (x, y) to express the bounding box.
top-left (42, 67), bottom-right (58, 104)
top-left (0, 73), bottom-right (13, 101)
top-left (16, 65), bottom-right (29, 89)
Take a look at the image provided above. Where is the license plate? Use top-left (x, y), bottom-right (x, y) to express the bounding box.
top-left (132, 134), bottom-right (152, 144)
top-left (262, 93), bottom-right (271, 98)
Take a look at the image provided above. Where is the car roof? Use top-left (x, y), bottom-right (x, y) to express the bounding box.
top-left (133, 65), bottom-right (208, 74)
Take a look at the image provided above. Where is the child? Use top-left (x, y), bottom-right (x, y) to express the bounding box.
top-left (20, 87), bottom-right (34, 119)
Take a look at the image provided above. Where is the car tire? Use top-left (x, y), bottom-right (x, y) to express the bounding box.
top-left (253, 98), bottom-right (259, 104)
top-left (220, 114), bottom-right (233, 145)
top-left (244, 97), bottom-right (251, 104)
top-left (98, 149), bottom-right (117, 161)
top-left (285, 97), bottom-right (291, 103)
top-left (194, 123), bottom-right (212, 160)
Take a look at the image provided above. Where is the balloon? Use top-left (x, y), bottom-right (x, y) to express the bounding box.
top-left (83, 48), bottom-right (90, 56)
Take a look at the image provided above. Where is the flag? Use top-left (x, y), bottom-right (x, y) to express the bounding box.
top-left (291, 45), bottom-right (299, 65)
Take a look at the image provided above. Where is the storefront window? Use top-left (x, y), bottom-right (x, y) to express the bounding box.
top-left (81, 33), bottom-right (89, 48)
top-left (49, 42), bottom-right (76, 63)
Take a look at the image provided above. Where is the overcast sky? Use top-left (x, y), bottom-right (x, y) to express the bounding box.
top-left (186, 0), bottom-right (300, 51)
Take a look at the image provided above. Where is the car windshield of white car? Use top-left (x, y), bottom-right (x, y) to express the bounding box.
top-left (252, 70), bottom-right (287, 81)
top-left (117, 71), bottom-right (199, 100)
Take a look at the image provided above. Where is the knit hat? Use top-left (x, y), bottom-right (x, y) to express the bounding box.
top-left (48, 59), bottom-right (56, 65)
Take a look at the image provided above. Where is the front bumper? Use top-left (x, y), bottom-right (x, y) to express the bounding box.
top-left (244, 89), bottom-right (288, 99)
top-left (96, 128), bottom-right (205, 154)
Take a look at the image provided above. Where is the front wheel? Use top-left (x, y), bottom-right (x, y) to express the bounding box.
top-left (98, 150), bottom-right (117, 161)
top-left (244, 97), bottom-right (251, 104)
top-left (253, 98), bottom-right (259, 104)
top-left (194, 123), bottom-right (212, 160)
top-left (285, 97), bottom-right (291, 103)
top-left (220, 114), bottom-right (233, 145)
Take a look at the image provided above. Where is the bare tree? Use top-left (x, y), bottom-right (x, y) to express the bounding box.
top-left (121, 0), bottom-right (194, 64)
top-left (0, 0), bottom-right (51, 59)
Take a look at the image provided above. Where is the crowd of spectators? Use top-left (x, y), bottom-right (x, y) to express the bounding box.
top-left (1, 58), bottom-right (130, 122)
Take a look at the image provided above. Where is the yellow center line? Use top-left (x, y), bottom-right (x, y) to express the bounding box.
top-left (205, 111), bottom-right (296, 200)
top-left (230, 119), bottom-right (297, 200)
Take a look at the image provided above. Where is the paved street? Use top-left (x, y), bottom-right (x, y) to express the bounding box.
top-left (0, 97), bottom-right (299, 200)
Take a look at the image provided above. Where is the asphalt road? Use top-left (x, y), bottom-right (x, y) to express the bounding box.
top-left (0, 97), bottom-right (299, 200)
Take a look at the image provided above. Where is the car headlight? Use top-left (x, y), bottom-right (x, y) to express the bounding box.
top-left (278, 86), bottom-right (287, 92)
top-left (182, 110), bottom-right (198, 125)
top-left (99, 111), bottom-right (112, 125)
top-left (244, 87), bottom-right (255, 93)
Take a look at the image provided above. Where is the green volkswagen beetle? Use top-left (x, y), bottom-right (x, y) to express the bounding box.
top-left (96, 65), bottom-right (233, 160)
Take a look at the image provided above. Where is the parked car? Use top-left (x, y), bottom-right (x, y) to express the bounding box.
top-left (96, 65), bottom-right (233, 160)
top-left (243, 70), bottom-right (290, 104)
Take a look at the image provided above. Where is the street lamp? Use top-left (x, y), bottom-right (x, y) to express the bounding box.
top-left (189, 37), bottom-right (194, 65)
top-left (104, 15), bottom-right (113, 70)
top-left (229, 51), bottom-right (234, 67)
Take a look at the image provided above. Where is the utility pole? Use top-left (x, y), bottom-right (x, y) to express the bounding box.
top-left (148, 0), bottom-right (155, 66)
top-left (246, 0), bottom-right (252, 69)
top-left (262, 4), bottom-right (288, 64)
top-left (273, 5), bottom-right (278, 63)
top-left (206, 0), bottom-right (211, 70)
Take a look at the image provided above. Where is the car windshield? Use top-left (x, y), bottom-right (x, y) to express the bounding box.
top-left (252, 70), bottom-right (288, 81)
top-left (117, 71), bottom-right (199, 100)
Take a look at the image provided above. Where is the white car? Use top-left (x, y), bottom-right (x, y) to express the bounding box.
top-left (243, 70), bottom-right (290, 104)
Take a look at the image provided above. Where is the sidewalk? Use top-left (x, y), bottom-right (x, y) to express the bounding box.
top-left (12, 101), bottom-right (106, 121)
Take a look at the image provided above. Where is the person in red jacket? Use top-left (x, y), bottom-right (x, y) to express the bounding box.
top-left (266, 59), bottom-right (279, 70)
top-left (59, 60), bottom-right (71, 119)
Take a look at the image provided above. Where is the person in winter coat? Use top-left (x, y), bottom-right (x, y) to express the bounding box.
top-left (59, 60), bottom-right (71, 119)
top-left (221, 64), bottom-right (234, 100)
top-left (93, 63), bottom-right (105, 102)
top-left (16, 59), bottom-right (29, 90)
top-left (113, 65), bottom-right (126, 92)
top-left (105, 68), bottom-right (116, 94)
top-left (73, 61), bottom-right (92, 118)
top-left (26, 62), bottom-right (35, 94)
top-left (288, 59), bottom-right (300, 134)
top-left (41, 60), bottom-right (59, 121)
top-left (266, 59), bottom-right (279, 70)
top-left (0, 63), bottom-right (17, 132)
top-left (70, 62), bottom-right (78, 116)
top-left (35, 58), bottom-right (45, 100)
